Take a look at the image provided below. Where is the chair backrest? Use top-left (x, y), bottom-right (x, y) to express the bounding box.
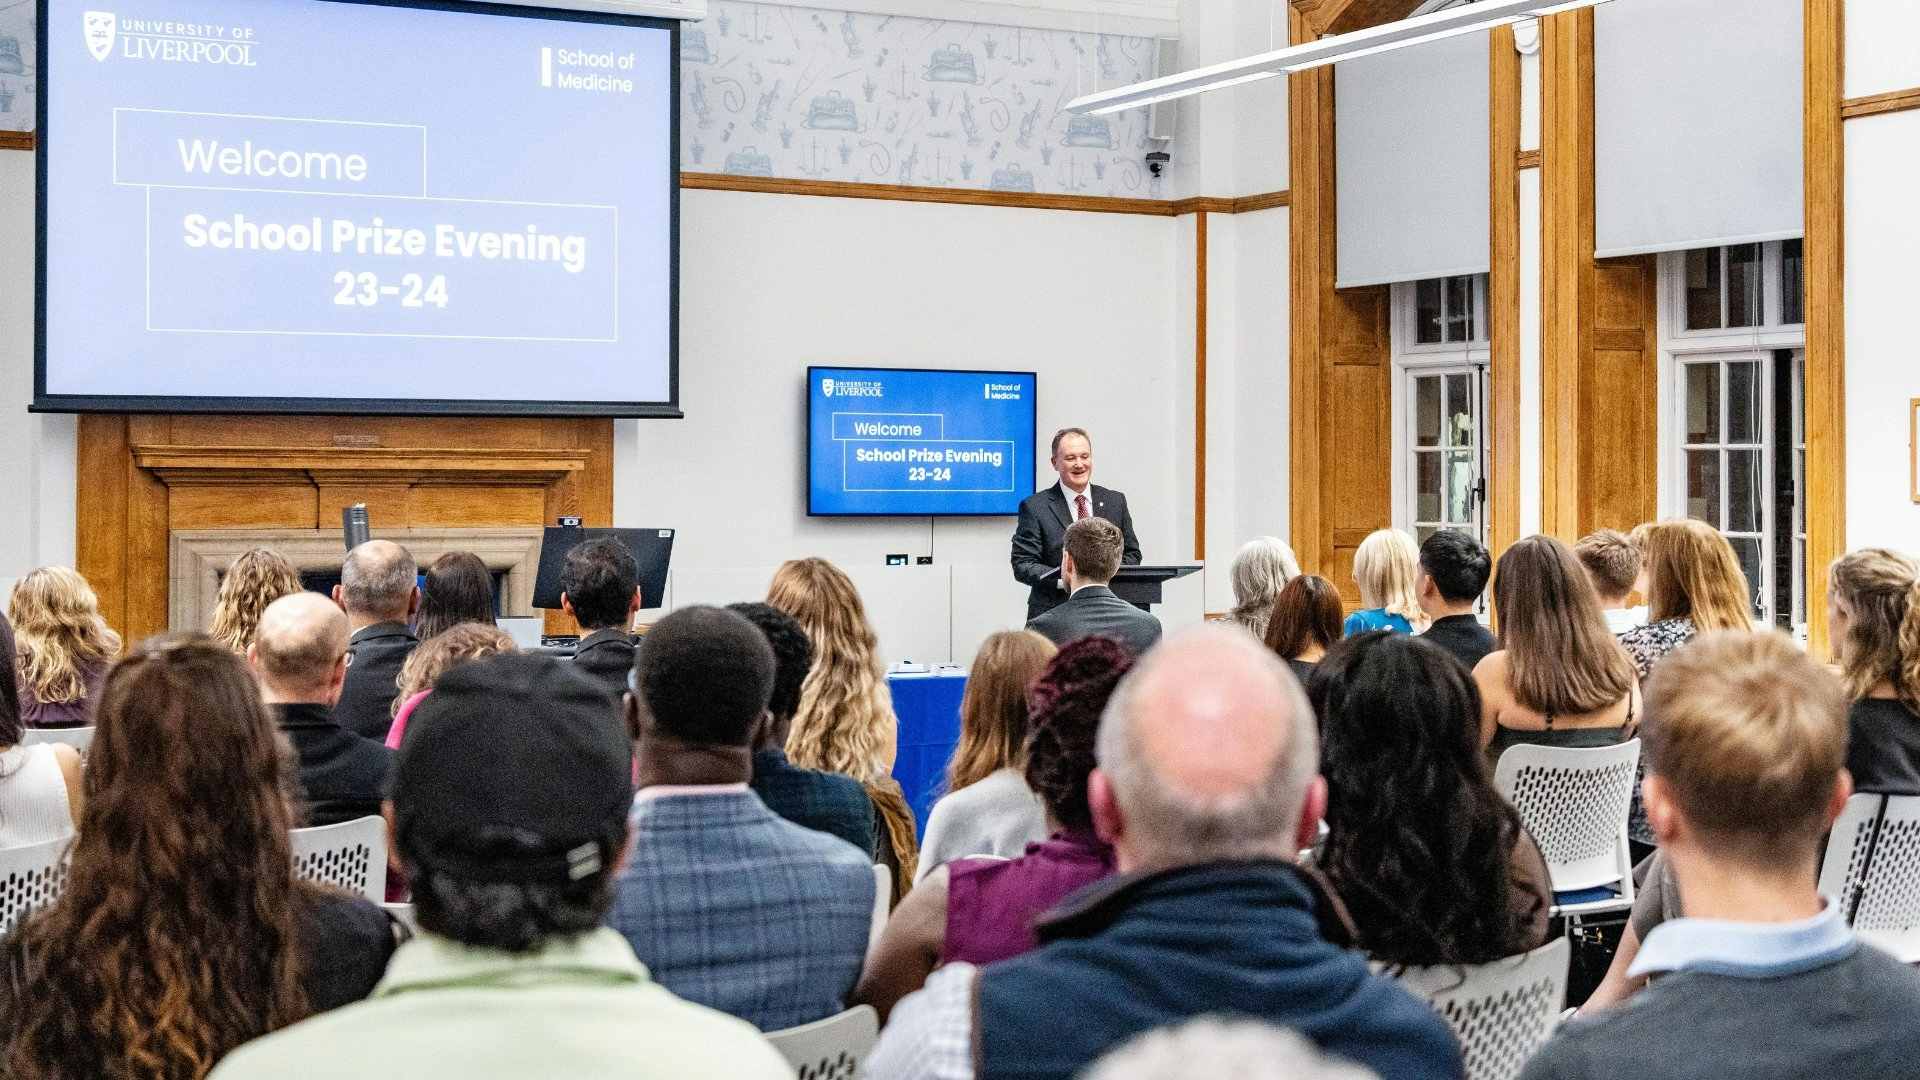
top-left (1818, 792), bottom-right (1886, 921)
top-left (765, 1005), bottom-right (880, 1080)
top-left (0, 837), bottom-right (73, 940)
top-left (1838, 794), bottom-right (1920, 962)
top-left (379, 901), bottom-right (420, 935)
top-left (21, 727), bottom-right (94, 755)
top-left (866, 864), bottom-right (891, 963)
top-left (1396, 938), bottom-right (1570, 1080)
top-left (290, 816), bottom-right (388, 902)
top-left (1493, 740), bottom-right (1641, 892)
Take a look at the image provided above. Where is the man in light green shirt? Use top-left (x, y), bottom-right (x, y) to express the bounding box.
top-left (212, 655), bottom-right (790, 1080)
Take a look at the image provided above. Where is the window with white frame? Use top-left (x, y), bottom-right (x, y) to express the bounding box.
top-left (1662, 240), bottom-right (1805, 630)
top-left (1393, 275), bottom-right (1488, 547)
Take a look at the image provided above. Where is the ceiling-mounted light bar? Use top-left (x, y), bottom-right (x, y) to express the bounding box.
top-left (1065, 0), bottom-right (1612, 117)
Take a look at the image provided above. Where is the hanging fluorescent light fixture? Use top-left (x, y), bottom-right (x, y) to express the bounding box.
top-left (1065, 0), bottom-right (1613, 117)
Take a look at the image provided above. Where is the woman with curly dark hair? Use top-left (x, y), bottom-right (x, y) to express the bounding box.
top-left (0, 634), bottom-right (399, 1080)
top-left (856, 635), bottom-right (1133, 1022)
top-left (1309, 631), bottom-right (1551, 967)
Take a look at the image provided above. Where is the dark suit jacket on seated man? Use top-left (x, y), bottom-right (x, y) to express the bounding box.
top-left (560, 537), bottom-right (645, 705)
top-left (251, 592), bottom-right (394, 827)
top-left (331, 539), bottom-right (421, 743)
top-left (1027, 518), bottom-right (1162, 657)
top-left (1011, 428), bottom-right (1142, 621)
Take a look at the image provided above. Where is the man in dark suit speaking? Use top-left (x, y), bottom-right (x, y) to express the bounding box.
top-left (1010, 427), bottom-right (1142, 620)
top-left (1026, 518), bottom-right (1162, 656)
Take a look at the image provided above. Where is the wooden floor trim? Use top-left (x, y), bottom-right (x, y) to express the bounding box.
top-left (686, 172), bottom-right (1288, 217)
top-left (1842, 85), bottom-right (1920, 121)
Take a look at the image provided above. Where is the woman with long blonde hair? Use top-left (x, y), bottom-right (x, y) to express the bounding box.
top-left (208, 548), bottom-right (303, 654)
top-left (1619, 519), bottom-right (1752, 678)
top-left (916, 630), bottom-right (1057, 879)
top-left (1344, 529), bottom-right (1428, 636)
top-left (9, 567), bottom-right (121, 728)
top-left (768, 557), bottom-right (920, 896)
top-left (1829, 548), bottom-right (1920, 793)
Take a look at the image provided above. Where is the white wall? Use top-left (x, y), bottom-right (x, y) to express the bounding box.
top-left (0, 154), bottom-right (77, 585)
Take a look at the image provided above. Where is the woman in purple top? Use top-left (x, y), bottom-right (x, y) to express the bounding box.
top-left (9, 567), bottom-right (120, 729)
top-left (856, 637), bottom-right (1133, 1022)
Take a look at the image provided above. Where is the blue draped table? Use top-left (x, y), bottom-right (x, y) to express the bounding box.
top-left (887, 669), bottom-right (969, 838)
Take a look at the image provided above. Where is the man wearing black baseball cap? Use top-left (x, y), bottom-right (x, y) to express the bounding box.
top-left (212, 654), bottom-right (788, 1080)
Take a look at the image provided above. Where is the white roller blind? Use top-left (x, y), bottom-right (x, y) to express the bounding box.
top-left (1335, 30), bottom-right (1491, 289)
top-left (1595, 0), bottom-right (1803, 258)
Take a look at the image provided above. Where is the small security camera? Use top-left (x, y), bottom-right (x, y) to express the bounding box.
top-left (1146, 151), bottom-right (1171, 178)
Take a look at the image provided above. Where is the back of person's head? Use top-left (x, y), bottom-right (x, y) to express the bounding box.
top-left (1642, 631), bottom-right (1847, 863)
top-left (416, 552), bottom-right (495, 641)
top-left (8, 566), bottom-right (121, 706)
top-left (1309, 632), bottom-right (1540, 966)
top-left (1418, 530), bottom-right (1492, 605)
top-left (1229, 537), bottom-right (1301, 627)
top-left (1065, 517), bottom-right (1125, 585)
top-left (208, 548), bottom-right (303, 653)
top-left (395, 654), bottom-right (632, 953)
top-left (1085, 1019), bottom-right (1381, 1080)
top-left (391, 622), bottom-right (519, 719)
top-left (766, 558), bottom-right (893, 782)
top-left (1828, 548), bottom-right (1920, 714)
top-left (1642, 519), bottom-right (1752, 631)
top-left (0, 613), bottom-right (18, 748)
top-left (1024, 636), bottom-right (1133, 832)
top-left (1492, 535), bottom-right (1636, 716)
top-left (4, 634), bottom-right (306, 1077)
top-left (250, 592), bottom-right (349, 702)
top-left (560, 538), bottom-right (640, 632)
top-left (1573, 529), bottom-right (1641, 605)
top-left (1263, 574), bottom-right (1344, 662)
top-left (949, 630), bottom-right (1057, 792)
top-left (1094, 625), bottom-right (1318, 870)
top-left (634, 606), bottom-right (775, 748)
top-left (339, 540), bottom-right (418, 622)
top-left (1352, 529), bottom-right (1427, 630)
top-left (727, 602), bottom-right (814, 725)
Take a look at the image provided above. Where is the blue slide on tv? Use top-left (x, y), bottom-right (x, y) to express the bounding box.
top-left (807, 367), bottom-right (1038, 517)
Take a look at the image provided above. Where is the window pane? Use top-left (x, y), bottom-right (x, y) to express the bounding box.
top-left (1794, 537), bottom-right (1807, 625)
top-left (1445, 373), bottom-right (1473, 448)
top-left (1687, 450), bottom-right (1721, 526)
top-left (1685, 248), bottom-right (1722, 330)
top-left (1445, 450), bottom-right (1475, 525)
top-left (1416, 452), bottom-right (1441, 523)
top-left (1415, 279), bottom-right (1444, 344)
top-left (1727, 448), bottom-right (1761, 533)
top-left (1727, 243), bottom-right (1762, 328)
top-left (1728, 536), bottom-right (1765, 620)
top-left (1685, 364), bottom-right (1720, 444)
top-left (1416, 525), bottom-right (1439, 546)
top-left (1795, 449), bottom-right (1806, 534)
top-left (1727, 360), bottom-right (1761, 444)
top-left (1444, 277), bottom-right (1472, 342)
top-left (1781, 238), bottom-right (1805, 325)
top-left (1415, 377), bottom-right (1441, 448)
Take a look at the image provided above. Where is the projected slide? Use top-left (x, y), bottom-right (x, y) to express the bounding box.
top-left (38, 0), bottom-right (675, 413)
top-left (808, 367), bottom-right (1038, 517)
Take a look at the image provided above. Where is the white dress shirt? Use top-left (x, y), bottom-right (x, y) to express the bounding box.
top-left (863, 962), bottom-right (980, 1080)
top-left (1057, 480), bottom-right (1094, 521)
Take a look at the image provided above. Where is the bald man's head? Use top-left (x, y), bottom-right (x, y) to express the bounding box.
top-left (251, 592), bottom-right (350, 704)
top-left (1091, 624), bottom-right (1322, 872)
top-left (338, 540), bottom-right (419, 624)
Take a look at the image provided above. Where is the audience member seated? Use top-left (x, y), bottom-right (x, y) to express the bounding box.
top-left (1263, 573), bottom-right (1344, 684)
top-left (1026, 518), bottom-right (1163, 655)
top-left (207, 547), bottom-right (303, 653)
top-left (1574, 529), bottom-right (1646, 635)
top-left (251, 593), bottom-right (394, 827)
top-left (330, 540), bottom-right (421, 742)
top-left (1618, 519), bottom-right (1752, 679)
top-left (730, 602), bottom-right (877, 856)
top-left (211, 654), bottom-right (788, 1080)
top-left (916, 630), bottom-right (1057, 877)
top-left (1343, 529), bottom-right (1428, 637)
top-left (610, 606), bottom-right (873, 1032)
top-left (9, 566), bottom-right (120, 728)
top-left (1226, 536), bottom-right (1301, 641)
top-left (859, 637), bottom-right (1130, 1021)
top-left (384, 622), bottom-right (519, 749)
top-left (560, 537), bottom-right (643, 703)
top-left (1474, 536), bottom-right (1640, 767)
top-left (865, 625), bottom-right (1464, 1080)
top-left (1830, 548), bottom-right (1920, 792)
top-left (1085, 1019), bottom-right (1382, 1080)
top-left (1310, 632), bottom-right (1550, 966)
top-left (1520, 632), bottom-right (1920, 1080)
top-left (1414, 530), bottom-right (1496, 670)
top-left (0, 635), bottom-right (396, 1079)
top-left (413, 552), bottom-right (495, 642)
top-left (0, 611), bottom-right (82, 844)
top-left (769, 556), bottom-right (921, 898)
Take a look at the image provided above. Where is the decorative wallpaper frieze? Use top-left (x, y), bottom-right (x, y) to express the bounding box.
top-left (0, 0), bottom-right (35, 133)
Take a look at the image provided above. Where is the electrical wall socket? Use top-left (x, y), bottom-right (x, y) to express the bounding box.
top-left (886, 554), bottom-right (909, 566)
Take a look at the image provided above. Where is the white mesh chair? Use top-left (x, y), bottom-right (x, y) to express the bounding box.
top-left (290, 816), bottom-right (388, 902)
top-left (1818, 792), bottom-right (1886, 927)
top-left (765, 1004), bottom-right (879, 1080)
top-left (866, 864), bottom-right (891, 963)
top-left (0, 837), bottom-right (73, 939)
top-left (1493, 740), bottom-right (1640, 919)
top-left (22, 727), bottom-right (95, 756)
top-left (1825, 794), bottom-right (1920, 962)
top-left (379, 901), bottom-right (420, 935)
top-left (1396, 938), bottom-right (1570, 1080)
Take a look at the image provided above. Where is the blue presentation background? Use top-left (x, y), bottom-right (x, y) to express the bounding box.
top-left (42, 0), bottom-right (673, 404)
top-left (808, 367), bottom-right (1037, 516)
